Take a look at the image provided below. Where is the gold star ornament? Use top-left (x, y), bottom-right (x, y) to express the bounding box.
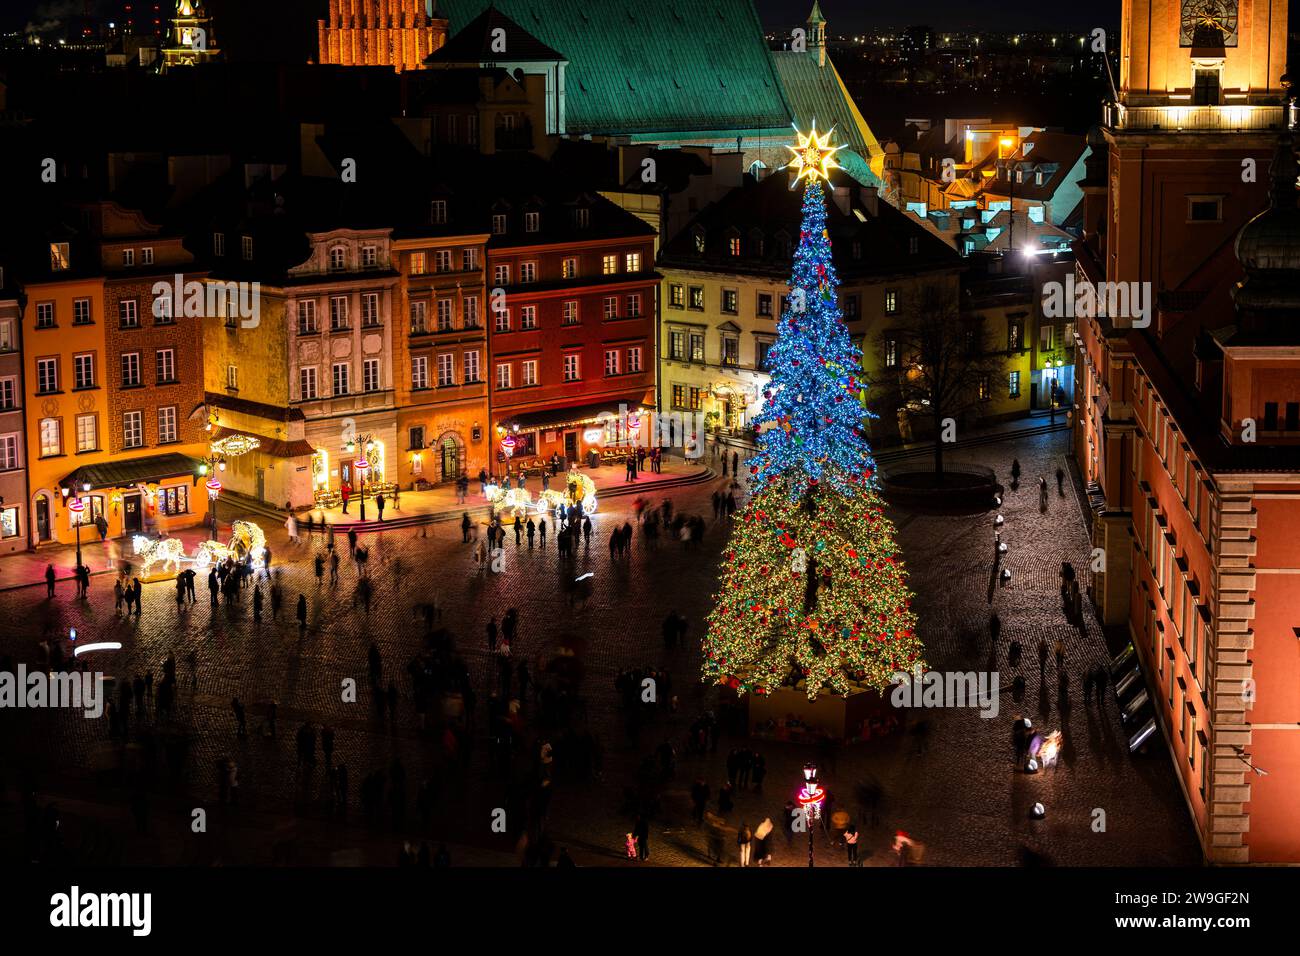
top-left (786, 123), bottom-right (843, 188)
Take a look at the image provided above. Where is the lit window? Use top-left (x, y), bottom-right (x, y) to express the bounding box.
top-left (410, 252), bottom-right (427, 275)
top-left (626, 252), bottom-right (642, 271)
top-left (602, 255), bottom-right (618, 275)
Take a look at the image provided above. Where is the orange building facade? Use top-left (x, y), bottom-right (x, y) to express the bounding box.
top-left (1074, 0), bottom-right (1300, 862)
top-left (317, 0), bottom-right (448, 72)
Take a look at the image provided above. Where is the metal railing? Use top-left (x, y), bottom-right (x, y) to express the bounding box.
top-left (1106, 101), bottom-right (1296, 132)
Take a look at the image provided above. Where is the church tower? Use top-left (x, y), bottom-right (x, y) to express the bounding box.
top-left (317, 0), bottom-right (449, 73)
top-left (160, 0), bottom-right (221, 70)
top-left (806, 1), bottom-right (827, 68)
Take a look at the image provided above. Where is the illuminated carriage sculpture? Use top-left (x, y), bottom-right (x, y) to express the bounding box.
top-left (484, 469), bottom-right (598, 520)
top-left (133, 520), bottom-right (267, 577)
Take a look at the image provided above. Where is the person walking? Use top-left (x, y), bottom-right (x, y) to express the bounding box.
top-left (1056, 466), bottom-right (1066, 496)
top-left (486, 617), bottom-right (498, 653)
top-left (329, 551), bottom-right (340, 585)
top-left (45, 564), bottom-right (56, 599)
top-left (461, 512), bottom-right (473, 543)
top-left (296, 594), bottom-right (308, 630)
top-left (375, 493), bottom-right (386, 522)
top-left (1010, 458), bottom-right (1021, 484)
top-left (285, 512), bottom-right (299, 544)
top-left (738, 822), bottom-right (753, 867)
top-left (633, 814), bottom-right (650, 862)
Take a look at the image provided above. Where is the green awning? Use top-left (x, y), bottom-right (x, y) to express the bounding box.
top-left (60, 453), bottom-right (205, 493)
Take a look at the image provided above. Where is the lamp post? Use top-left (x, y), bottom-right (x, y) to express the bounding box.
top-left (198, 458), bottom-right (227, 540)
top-left (64, 485), bottom-right (88, 569)
top-left (797, 762), bottom-right (826, 868)
top-left (350, 438), bottom-right (374, 522)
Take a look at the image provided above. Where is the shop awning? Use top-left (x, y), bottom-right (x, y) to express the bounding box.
top-left (500, 395), bottom-right (653, 432)
top-left (60, 453), bottom-right (206, 493)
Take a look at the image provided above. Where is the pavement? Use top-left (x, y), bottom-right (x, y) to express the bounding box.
top-left (0, 425), bottom-right (1200, 867)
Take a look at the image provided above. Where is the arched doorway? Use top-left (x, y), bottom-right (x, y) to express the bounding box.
top-left (32, 492), bottom-right (51, 543)
top-left (437, 431), bottom-right (465, 482)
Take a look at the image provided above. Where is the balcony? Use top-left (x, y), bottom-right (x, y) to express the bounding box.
top-left (1105, 101), bottom-right (1296, 132)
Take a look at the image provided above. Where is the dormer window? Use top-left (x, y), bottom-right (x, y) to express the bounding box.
top-left (492, 214), bottom-right (507, 236)
top-left (241, 235), bottom-right (254, 261)
top-left (908, 237), bottom-right (919, 255)
top-left (693, 230), bottom-right (706, 254)
top-left (525, 211), bottom-right (540, 233)
top-left (361, 245), bottom-right (378, 269)
top-left (573, 207), bottom-right (590, 229)
top-left (212, 234), bottom-right (224, 258)
top-left (728, 236), bottom-right (741, 257)
top-left (1035, 169), bottom-right (1044, 186)
top-left (329, 246), bottom-right (346, 271)
top-left (431, 200), bottom-right (448, 224)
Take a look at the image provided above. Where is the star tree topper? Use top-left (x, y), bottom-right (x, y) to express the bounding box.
top-left (785, 122), bottom-right (844, 189)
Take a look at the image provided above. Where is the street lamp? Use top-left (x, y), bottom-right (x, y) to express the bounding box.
top-left (63, 481), bottom-right (91, 569)
top-left (797, 762), bottom-right (827, 868)
top-left (198, 458), bottom-right (227, 540)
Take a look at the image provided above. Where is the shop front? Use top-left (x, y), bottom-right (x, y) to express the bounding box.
top-left (308, 419), bottom-right (398, 509)
top-left (53, 452), bottom-right (207, 545)
top-left (495, 394), bottom-right (654, 476)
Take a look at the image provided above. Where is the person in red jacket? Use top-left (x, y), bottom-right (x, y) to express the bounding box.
top-left (340, 480), bottom-right (352, 514)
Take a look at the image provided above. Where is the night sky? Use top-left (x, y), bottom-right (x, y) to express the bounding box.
top-left (3, 0), bottom-right (1123, 41)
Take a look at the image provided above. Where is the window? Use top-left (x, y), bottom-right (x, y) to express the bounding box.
top-left (437, 353), bottom-right (454, 387)
top-left (562, 301), bottom-right (579, 325)
top-left (689, 287), bottom-right (704, 310)
top-left (563, 354), bottom-right (580, 382)
top-left (37, 358), bottom-right (58, 394)
top-left (431, 200), bottom-right (447, 224)
top-left (756, 340), bottom-right (773, 369)
top-left (520, 305), bottom-right (538, 330)
top-left (436, 299), bottom-right (453, 332)
top-left (0, 378), bottom-right (14, 409)
top-left (669, 284), bottom-right (685, 310)
top-left (212, 234), bottom-right (225, 257)
top-left (410, 300), bottom-right (428, 334)
top-left (1008, 370), bottom-right (1021, 398)
top-left (361, 245), bottom-right (378, 269)
top-left (495, 307), bottom-right (512, 333)
top-left (409, 426), bottom-right (426, 451)
top-left (241, 236), bottom-right (254, 261)
top-left (494, 264), bottom-right (511, 286)
top-left (329, 246), bottom-right (346, 271)
top-left (522, 360), bottom-right (538, 387)
top-left (361, 293), bottom-right (380, 327)
top-left (435, 250), bottom-right (452, 273)
top-left (562, 257), bottom-right (578, 279)
top-left (1263, 402), bottom-right (1278, 430)
top-left (492, 214), bottom-right (507, 235)
top-left (1192, 69), bottom-right (1221, 105)
top-left (978, 375), bottom-right (991, 401)
top-left (300, 366), bottom-right (318, 400)
top-left (689, 387), bottom-right (704, 411)
top-left (76, 414), bottom-right (97, 452)
top-left (722, 290), bottom-right (738, 314)
top-left (155, 348), bottom-right (176, 383)
top-left (1039, 324), bottom-right (1053, 351)
top-left (672, 384), bottom-right (688, 409)
top-left (1188, 196), bottom-right (1222, 223)
top-left (73, 353), bottom-right (95, 390)
top-left (121, 352), bottom-right (141, 387)
top-left (689, 332), bottom-right (705, 363)
top-left (596, 254), bottom-right (615, 276)
top-left (626, 252), bottom-right (642, 272)
top-left (463, 296), bottom-right (480, 327)
top-left (757, 293), bottom-right (773, 317)
top-left (628, 347), bottom-right (642, 373)
top-left (885, 290), bottom-right (899, 315)
top-left (694, 231), bottom-right (706, 254)
top-left (908, 236), bottom-right (919, 254)
top-left (226, 365), bottom-right (238, 390)
top-left (363, 359), bottom-right (380, 392)
top-left (603, 296), bottom-right (618, 320)
top-left (627, 294), bottom-right (642, 317)
top-left (50, 242), bottom-right (70, 271)
top-left (669, 330), bottom-right (686, 360)
top-left (298, 300), bottom-right (318, 334)
top-left (729, 237), bottom-right (741, 257)
top-left (525, 211), bottom-right (540, 233)
top-left (843, 294), bottom-right (860, 321)
top-left (519, 262), bottom-right (537, 284)
top-left (158, 406), bottom-right (177, 443)
top-left (119, 300), bottom-right (139, 328)
top-left (573, 208), bottom-right (590, 229)
top-left (464, 248), bottom-right (478, 271)
top-left (411, 356), bottom-right (429, 390)
top-left (496, 363), bottom-right (512, 390)
top-left (1008, 320), bottom-right (1022, 351)
top-left (463, 350), bottom-right (480, 383)
top-left (160, 485), bottom-right (189, 516)
top-left (721, 337), bottom-right (739, 366)
top-left (604, 349), bottom-right (620, 376)
top-left (0, 321), bottom-right (12, 352)
top-left (36, 303), bottom-right (55, 328)
top-left (121, 410), bottom-right (142, 449)
top-left (410, 252), bottom-right (427, 275)
top-left (0, 435), bottom-right (17, 471)
top-left (39, 417), bottom-right (61, 457)
top-left (330, 296), bottom-right (349, 330)
top-left (73, 299), bottom-right (92, 326)
top-left (332, 363), bottom-right (350, 396)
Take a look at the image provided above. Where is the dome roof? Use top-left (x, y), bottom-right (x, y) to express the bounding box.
top-left (1235, 135), bottom-right (1300, 274)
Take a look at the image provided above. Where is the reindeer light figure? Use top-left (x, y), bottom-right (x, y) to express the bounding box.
top-left (133, 535), bottom-right (187, 577)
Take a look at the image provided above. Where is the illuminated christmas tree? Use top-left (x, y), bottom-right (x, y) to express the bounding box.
top-left (702, 126), bottom-right (924, 701)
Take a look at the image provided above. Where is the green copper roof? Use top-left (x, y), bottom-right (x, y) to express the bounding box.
top-left (769, 49), bottom-right (882, 166)
top-left (807, 1), bottom-right (826, 25)
top-left (438, 0), bottom-right (793, 135)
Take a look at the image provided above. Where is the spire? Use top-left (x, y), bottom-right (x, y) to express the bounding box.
top-left (806, 1), bottom-right (826, 66)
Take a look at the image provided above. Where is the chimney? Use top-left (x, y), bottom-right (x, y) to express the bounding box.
top-left (832, 184), bottom-right (852, 214)
top-left (858, 185), bottom-right (879, 217)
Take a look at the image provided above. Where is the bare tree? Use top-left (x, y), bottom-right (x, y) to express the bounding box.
top-left (872, 285), bottom-right (1002, 477)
